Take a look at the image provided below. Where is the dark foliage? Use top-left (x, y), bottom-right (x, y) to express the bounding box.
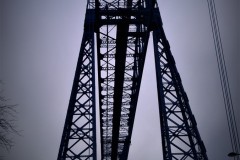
top-left (0, 81), bottom-right (19, 150)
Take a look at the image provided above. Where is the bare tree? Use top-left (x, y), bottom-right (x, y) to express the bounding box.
top-left (0, 80), bottom-right (19, 150)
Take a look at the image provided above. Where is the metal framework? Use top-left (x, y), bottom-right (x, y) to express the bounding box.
top-left (58, 0), bottom-right (208, 160)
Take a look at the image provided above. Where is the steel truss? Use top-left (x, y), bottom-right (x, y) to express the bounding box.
top-left (58, 0), bottom-right (208, 160)
top-left (57, 8), bottom-right (96, 160)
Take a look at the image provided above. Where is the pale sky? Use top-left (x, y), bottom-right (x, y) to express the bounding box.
top-left (0, 0), bottom-right (239, 159)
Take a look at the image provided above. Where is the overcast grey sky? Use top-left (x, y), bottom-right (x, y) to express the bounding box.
top-left (0, 0), bottom-right (239, 159)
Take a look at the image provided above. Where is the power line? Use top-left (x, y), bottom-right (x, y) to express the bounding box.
top-left (207, 0), bottom-right (240, 158)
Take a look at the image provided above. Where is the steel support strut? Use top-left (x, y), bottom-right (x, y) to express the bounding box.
top-left (152, 8), bottom-right (208, 160)
top-left (57, 8), bottom-right (97, 160)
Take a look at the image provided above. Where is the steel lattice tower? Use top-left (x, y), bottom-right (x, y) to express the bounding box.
top-left (57, 0), bottom-right (208, 160)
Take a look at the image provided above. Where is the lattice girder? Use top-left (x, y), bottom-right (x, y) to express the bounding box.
top-left (57, 9), bottom-right (97, 160)
top-left (95, 1), bottom-right (154, 159)
top-left (152, 8), bottom-right (208, 160)
top-left (58, 0), bottom-right (208, 160)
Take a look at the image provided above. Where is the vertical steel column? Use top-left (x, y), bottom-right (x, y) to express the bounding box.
top-left (57, 7), bottom-right (97, 160)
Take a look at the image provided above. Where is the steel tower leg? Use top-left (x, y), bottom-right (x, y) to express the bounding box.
top-left (152, 8), bottom-right (208, 160)
top-left (57, 9), bottom-right (97, 160)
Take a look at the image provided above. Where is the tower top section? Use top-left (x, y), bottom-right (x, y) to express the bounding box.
top-left (87, 0), bottom-right (158, 9)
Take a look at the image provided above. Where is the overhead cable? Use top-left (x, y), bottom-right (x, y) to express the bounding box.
top-left (207, 0), bottom-right (240, 158)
